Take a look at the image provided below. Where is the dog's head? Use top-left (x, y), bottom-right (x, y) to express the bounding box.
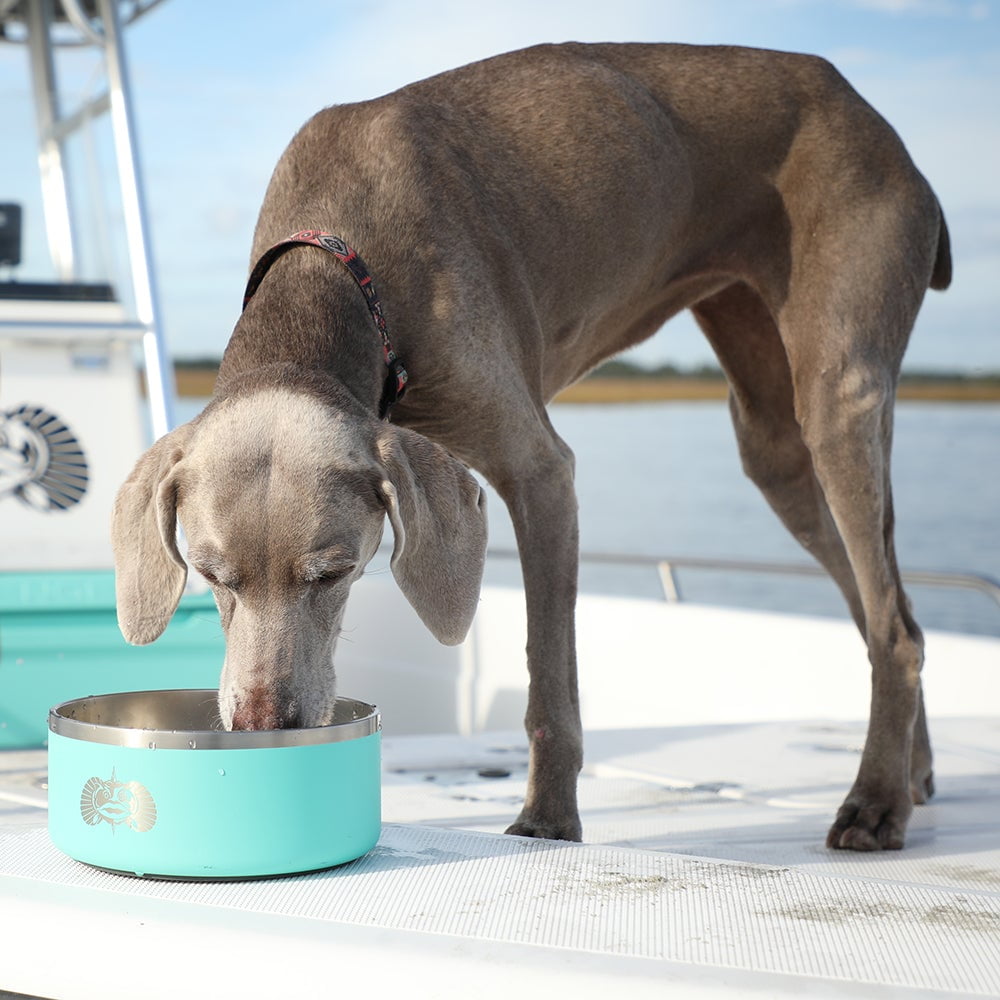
top-left (111, 388), bottom-right (487, 730)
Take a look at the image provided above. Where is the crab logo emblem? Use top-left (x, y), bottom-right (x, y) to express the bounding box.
top-left (80, 769), bottom-right (157, 833)
top-left (0, 403), bottom-right (88, 512)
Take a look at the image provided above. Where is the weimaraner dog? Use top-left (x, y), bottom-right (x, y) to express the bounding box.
top-left (112, 42), bottom-right (950, 850)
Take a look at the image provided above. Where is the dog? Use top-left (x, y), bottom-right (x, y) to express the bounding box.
top-left (112, 42), bottom-right (950, 851)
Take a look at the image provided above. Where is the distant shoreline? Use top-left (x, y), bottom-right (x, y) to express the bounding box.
top-left (167, 365), bottom-right (1000, 404)
top-left (554, 376), bottom-right (1000, 404)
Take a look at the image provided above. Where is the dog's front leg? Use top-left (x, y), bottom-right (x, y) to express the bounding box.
top-left (496, 430), bottom-right (583, 841)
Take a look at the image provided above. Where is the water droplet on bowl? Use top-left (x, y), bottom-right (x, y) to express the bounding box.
top-left (218, 768), bottom-right (226, 776)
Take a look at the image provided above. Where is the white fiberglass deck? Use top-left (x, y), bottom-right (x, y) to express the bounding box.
top-left (1, 596), bottom-right (998, 998)
top-left (2, 717), bottom-right (999, 997)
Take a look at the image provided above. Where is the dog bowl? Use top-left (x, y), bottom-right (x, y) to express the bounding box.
top-left (47, 689), bottom-right (381, 880)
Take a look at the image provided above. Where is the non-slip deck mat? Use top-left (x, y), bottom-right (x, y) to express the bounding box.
top-left (2, 822), bottom-right (999, 995)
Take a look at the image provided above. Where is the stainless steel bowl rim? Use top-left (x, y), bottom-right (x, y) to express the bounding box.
top-left (49, 689), bottom-right (380, 749)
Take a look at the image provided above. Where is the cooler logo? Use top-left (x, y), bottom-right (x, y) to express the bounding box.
top-left (80, 769), bottom-right (157, 833)
top-left (0, 403), bottom-right (89, 512)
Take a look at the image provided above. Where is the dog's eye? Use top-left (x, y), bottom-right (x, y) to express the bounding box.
top-left (314, 564), bottom-right (355, 586)
top-left (301, 547), bottom-right (358, 587)
top-left (302, 560), bottom-right (357, 587)
top-left (194, 567), bottom-right (238, 591)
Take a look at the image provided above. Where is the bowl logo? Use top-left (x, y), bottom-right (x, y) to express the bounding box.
top-left (0, 403), bottom-right (89, 512)
top-left (80, 769), bottom-right (157, 833)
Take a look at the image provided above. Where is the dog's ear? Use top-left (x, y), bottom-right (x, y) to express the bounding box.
top-left (111, 424), bottom-right (193, 645)
top-left (376, 424), bottom-right (488, 645)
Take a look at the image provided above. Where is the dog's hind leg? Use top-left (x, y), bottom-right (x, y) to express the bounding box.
top-left (910, 694), bottom-right (934, 804)
top-left (693, 278), bottom-right (934, 845)
top-left (774, 208), bottom-right (940, 849)
top-left (792, 362), bottom-right (924, 850)
top-left (692, 284), bottom-right (867, 629)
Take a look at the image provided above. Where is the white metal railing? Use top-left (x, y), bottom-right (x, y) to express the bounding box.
top-left (485, 547), bottom-right (1000, 617)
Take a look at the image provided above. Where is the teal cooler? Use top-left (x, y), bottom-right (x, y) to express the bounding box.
top-left (0, 570), bottom-right (224, 748)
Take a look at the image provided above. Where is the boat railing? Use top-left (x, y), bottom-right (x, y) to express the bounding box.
top-left (485, 547), bottom-right (1000, 617)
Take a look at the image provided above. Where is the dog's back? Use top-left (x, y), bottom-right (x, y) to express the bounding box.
top-left (252, 43), bottom-right (947, 400)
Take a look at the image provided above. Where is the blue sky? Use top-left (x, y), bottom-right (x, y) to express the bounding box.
top-left (1, 0), bottom-right (997, 372)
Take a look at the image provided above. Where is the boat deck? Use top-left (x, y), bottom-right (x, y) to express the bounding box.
top-left (2, 714), bottom-right (998, 998)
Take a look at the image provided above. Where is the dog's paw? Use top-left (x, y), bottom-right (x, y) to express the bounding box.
top-left (505, 814), bottom-right (583, 843)
top-left (826, 796), bottom-right (912, 851)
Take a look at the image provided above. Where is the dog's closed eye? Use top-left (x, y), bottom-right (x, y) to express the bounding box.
top-left (298, 548), bottom-right (357, 586)
top-left (311, 566), bottom-right (355, 586)
top-left (194, 567), bottom-right (241, 592)
top-left (187, 546), bottom-right (240, 592)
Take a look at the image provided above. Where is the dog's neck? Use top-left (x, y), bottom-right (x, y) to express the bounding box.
top-left (215, 248), bottom-right (387, 415)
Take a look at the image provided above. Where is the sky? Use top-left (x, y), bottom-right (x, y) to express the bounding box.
top-left (1, 0), bottom-right (997, 373)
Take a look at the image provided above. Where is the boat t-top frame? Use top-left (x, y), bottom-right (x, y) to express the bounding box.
top-left (0, 0), bottom-right (175, 437)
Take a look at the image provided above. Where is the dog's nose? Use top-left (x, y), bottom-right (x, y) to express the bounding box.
top-left (230, 689), bottom-right (297, 730)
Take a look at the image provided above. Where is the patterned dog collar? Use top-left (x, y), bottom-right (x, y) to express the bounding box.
top-left (243, 230), bottom-right (408, 419)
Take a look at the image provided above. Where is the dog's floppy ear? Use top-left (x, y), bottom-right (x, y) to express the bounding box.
top-left (111, 424), bottom-right (193, 645)
top-left (376, 424), bottom-right (488, 645)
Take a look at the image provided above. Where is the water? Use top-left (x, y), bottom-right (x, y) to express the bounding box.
top-left (556, 401), bottom-right (1000, 636)
top-left (173, 398), bottom-right (1000, 637)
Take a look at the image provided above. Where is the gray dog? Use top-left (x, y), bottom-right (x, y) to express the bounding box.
top-left (112, 43), bottom-right (950, 851)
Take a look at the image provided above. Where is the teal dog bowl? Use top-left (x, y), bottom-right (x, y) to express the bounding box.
top-left (47, 689), bottom-right (381, 879)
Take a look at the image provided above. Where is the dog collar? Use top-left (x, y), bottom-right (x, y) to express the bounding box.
top-left (242, 230), bottom-right (408, 419)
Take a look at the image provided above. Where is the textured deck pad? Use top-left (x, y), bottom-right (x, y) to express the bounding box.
top-left (2, 822), bottom-right (999, 996)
